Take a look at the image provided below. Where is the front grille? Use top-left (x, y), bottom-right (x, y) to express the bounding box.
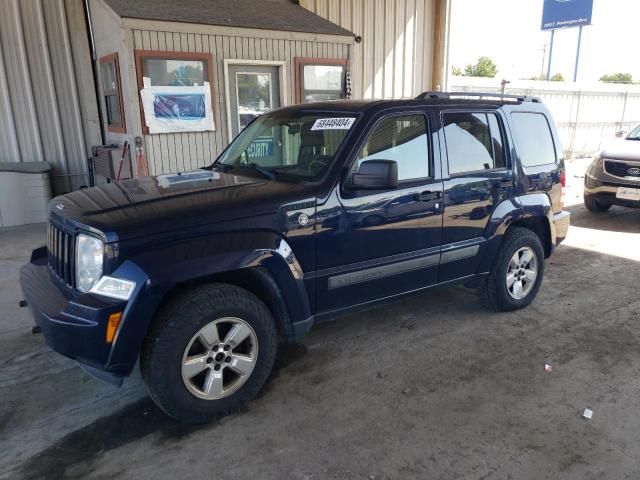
top-left (47, 223), bottom-right (75, 287)
top-left (604, 160), bottom-right (640, 179)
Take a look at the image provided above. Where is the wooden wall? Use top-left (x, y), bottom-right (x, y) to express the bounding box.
top-left (126, 26), bottom-right (351, 175)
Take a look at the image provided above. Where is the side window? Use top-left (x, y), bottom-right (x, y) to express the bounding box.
top-left (510, 112), bottom-right (557, 167)
top-left (99, 53), bottom-right (126, 133)
top-left (443, 112), bottom-right (506, 175)
top-left (356, 115), bottom-right (429, 181)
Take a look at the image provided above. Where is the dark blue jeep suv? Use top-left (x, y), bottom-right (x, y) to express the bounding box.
top-left (21, 93), bottom-right (570, 423)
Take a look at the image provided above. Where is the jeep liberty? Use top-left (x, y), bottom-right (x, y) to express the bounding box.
top-left (21, 92), bottom-right (570, 423)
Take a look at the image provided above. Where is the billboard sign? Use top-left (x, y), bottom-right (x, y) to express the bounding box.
top-left (541, 0), bottom-right (593, 31)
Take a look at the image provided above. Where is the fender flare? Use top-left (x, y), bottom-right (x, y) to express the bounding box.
top-left (105, 233), bottom-right (310, 376)
top-left (477, 194), bottom-right (553, 274)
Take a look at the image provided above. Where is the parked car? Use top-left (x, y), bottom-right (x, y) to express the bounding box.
top-left (584, 124), bottom-right (640, 212)
top-left (20, 92), bottom-right (570, 423)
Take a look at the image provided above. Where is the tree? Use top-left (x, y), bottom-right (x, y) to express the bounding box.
top-left (527, 73), bottom-right (564, 81)
top-left (599, 73), bottom-right (633, 84)
top-left (452, 66), bottom-right (462, 76)
top-left (463, 57), bottom-right (498, 78)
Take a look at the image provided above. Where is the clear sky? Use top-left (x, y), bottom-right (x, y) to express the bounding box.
top-left (449, 0), bottom-right (640, 82)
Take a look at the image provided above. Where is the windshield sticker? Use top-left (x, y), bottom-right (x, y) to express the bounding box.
top-left (311, 118), bottom-right (356, 130)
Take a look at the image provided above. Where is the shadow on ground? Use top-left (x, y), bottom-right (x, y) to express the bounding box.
top-left (17, 343), bottom-right (309, 480)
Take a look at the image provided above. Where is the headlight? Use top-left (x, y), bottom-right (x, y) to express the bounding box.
top-left (76, 234), bottom-right (103, 292)
top-left (89, 276), bottom-right (136, 300)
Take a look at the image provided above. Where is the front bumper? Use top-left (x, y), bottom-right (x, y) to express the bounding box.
top-left (584, 158), bottom-right (640, 208)
top-left (585, 174), bottom-right (640, 208)
top-left (20, 247), bottom-right (150, 385)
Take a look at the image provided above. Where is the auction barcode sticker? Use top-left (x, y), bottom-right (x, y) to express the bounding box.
top-left (311, 118), bottom-right (356, 130)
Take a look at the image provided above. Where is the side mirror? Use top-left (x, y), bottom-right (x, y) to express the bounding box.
top-left (350, 160), bottom-right (398, 190)
top-left (615, 130), bottom-right (627, 138)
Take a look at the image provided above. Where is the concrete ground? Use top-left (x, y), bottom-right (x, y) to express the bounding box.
top-left (2, 158), bottom-right (640, 480)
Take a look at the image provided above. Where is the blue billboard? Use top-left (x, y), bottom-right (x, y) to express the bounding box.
top-left (541, 0), bottom-right (593, 31)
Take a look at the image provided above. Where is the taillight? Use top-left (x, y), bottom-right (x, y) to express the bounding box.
top-left (559, 169), bottom-right (566, 209)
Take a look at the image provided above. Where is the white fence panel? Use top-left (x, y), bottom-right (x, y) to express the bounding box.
top-left (449, 77), bottom-right (640, 158)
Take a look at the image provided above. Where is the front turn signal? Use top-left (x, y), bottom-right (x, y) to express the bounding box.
top-left (106, 312), bottom-right (122, 344)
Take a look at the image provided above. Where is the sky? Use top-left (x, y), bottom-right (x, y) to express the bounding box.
top-left (448, 0), bottom-right (640, 83)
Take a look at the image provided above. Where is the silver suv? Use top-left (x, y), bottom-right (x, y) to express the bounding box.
top-left (584, 124), bottom-right (640, 212)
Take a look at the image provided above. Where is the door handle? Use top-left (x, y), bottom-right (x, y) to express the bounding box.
top-left (413, 191), bottom-right (442, 202)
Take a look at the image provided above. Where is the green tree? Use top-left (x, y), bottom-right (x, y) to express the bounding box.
top-left (463, 57), bottom-right (498, 78)
top-left (452, 66), bottom-right (462, 76)
top-left (550, 73), bottom-right (565, 82)
top-left (599, 73), bottom-right (633, 84)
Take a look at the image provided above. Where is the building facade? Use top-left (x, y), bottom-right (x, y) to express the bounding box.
top-left (0, 0), bottom-right (450, 195)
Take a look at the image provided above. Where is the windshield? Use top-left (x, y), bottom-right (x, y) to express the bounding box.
top-left (628, 124), bottom-right (640, 140)
top-left (215, 111), bottom-right (357, 181)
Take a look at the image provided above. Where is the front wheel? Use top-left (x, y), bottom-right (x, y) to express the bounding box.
top-left (584, 194), bottom-right (612, 212)
top-left (141, 283), bottom-right (278, 424)
top-left (479, 227), bottom-right (545, 312)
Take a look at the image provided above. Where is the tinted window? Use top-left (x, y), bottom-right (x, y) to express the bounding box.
top-left (356, 115), bottom-right (429, 181)
top-left (510, 113), bottom-right (557, 167)
top-left (488, 114), bottom-right (506, 169)
top-left (443, 112), bottom-right (506, 175)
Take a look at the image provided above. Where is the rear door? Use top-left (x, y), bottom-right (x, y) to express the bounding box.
top-left (438, 109), bottom-right (514, 282)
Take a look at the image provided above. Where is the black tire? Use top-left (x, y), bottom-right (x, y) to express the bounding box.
top-left (141, 283), bottom-right (278, 424)
top-left (584, 194), bottom-right (612, 212)
top-left (478, 227), bottom-right (545, 312)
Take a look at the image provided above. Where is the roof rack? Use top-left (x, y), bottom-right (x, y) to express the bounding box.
top-left (415, 91), bottom-right (541, 103)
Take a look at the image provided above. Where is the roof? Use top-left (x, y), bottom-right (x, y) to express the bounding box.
top-left (104, 0), bottom-right (354, 37)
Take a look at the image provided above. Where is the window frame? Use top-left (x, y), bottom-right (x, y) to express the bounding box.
top-left (509, 111), bottom-right (558, 168)
top-left (440, 109), bottom-right (510, 177)
top-left (134, 50), bottom-right (216, 134)
top-left (341, 111), bottom-right (433, 194)
top-left (294, 57), bottom-right (348, 104)
top-left (99, 52), bottom-right (126, 133)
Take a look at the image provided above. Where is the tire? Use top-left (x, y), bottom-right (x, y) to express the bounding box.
top-left (478, 227), bottom-right (545, 312)
top-left (141, 283), bottom-right (278, 424)
top-left (584, 194), bottom-right (612, 212)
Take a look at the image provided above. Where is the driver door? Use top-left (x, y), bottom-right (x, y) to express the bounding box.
top-left (315, 113), bottom-right (444, 312)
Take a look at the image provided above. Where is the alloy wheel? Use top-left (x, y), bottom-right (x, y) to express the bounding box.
top-left (181, 317), bottom-right (258, 400)
top-left (506, 247), bottom-right (538, 300)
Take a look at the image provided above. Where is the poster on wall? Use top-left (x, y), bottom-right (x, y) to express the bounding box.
top-left (140, 78), bottom-right (215, 134)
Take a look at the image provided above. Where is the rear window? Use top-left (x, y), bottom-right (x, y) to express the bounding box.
top-left (510, 112), bottom-right (557, 167)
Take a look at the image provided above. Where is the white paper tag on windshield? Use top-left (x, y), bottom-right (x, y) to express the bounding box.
top-left (311, 118), bottom-right (356, 130)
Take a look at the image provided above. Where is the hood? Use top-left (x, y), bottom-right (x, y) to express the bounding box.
top-left (49, 170), bottom-right (313, 241)
top-left (600, 138), bottom-right (640, 162)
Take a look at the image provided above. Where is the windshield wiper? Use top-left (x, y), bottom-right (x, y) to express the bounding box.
top-left (212, 162), bottom-right (234, 171)
top-left (247, 163), bottom-right (277, 180)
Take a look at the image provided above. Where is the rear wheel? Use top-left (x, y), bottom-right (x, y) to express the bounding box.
top-left (479, 227), bottom-right (545, 312)
top-left (141, 283), bottom-right (278, 424)
top-left (584, 194), bottom-right (612, 212)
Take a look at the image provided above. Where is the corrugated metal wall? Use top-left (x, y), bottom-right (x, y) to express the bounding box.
top-left (300, 0), bottom-right (435, 99)
top-left (0, 0), bottom-right (100, 193)
top-left (130, 29), bottom-right (350, 175)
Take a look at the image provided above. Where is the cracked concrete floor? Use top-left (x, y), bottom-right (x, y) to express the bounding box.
top-left (1, 158), bottom-right (640, 480)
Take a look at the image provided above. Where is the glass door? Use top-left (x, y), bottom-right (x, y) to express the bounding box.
top-left (228, 64), bottom-right (281, 138)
